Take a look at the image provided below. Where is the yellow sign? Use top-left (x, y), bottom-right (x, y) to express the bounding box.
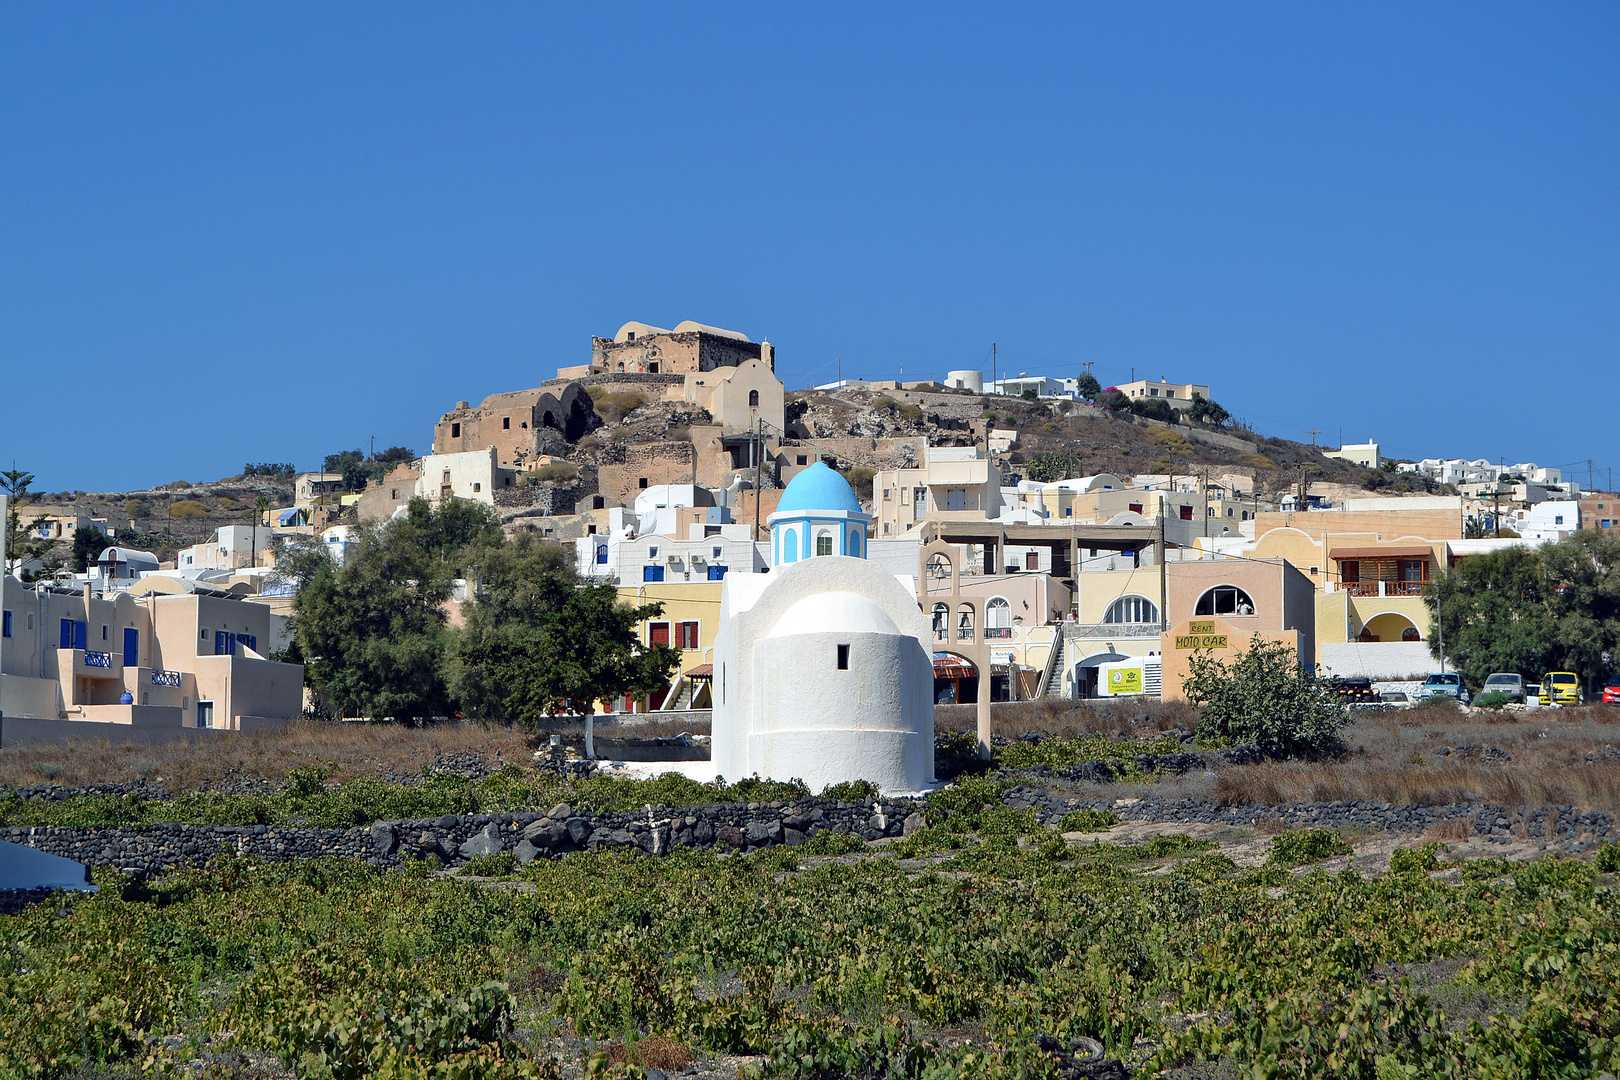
top-left (1175, 633), bottom-right (1229, 650)
top-left (1188, 620), bottom-right (1216, 634)
top-left (1107, 668), bottom-right (1143, 695)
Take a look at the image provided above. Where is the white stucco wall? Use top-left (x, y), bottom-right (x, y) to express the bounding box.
top-left (712, 556), bottom-right (934, 794)
top-left (1320, 641), bottom-right (1436, 680)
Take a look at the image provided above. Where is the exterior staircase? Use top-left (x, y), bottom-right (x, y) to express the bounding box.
top-left (1036, 629), bottom-right (1068, 699)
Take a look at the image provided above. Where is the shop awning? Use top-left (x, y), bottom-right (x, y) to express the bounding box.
top-left (684, 664), bottom-right (713, 679)
top-left (1330, 545), bottom-right (1433, 560)
top-left (932, 653), bottom-right (976, 675)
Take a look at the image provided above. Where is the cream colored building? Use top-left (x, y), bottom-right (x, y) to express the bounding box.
top-left (1112, 379), bottom-right (1211, 413)
top-left (416, 447), bottom-right (516, 507)
top-left (1, 575), bottom-right (303, 729)
top-left (1322, 441), bottom-right (1381, 469)
top-left (873, 445), bottom-right (1002, 536)
top-left (679, 357), bottom-right (785, 436)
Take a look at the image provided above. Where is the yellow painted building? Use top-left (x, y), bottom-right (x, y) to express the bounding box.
top-left (611, 580), bottom-right (724, 712)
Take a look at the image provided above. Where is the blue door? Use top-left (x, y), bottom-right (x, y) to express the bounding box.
top-left (60, 619), bottom-right (74, 648)
top-left (215, 631), bottom-right (237, 656)
top-left (74, 621), bottom-right (87, 650)
top-left (123, 628), bottom-right (139, 668)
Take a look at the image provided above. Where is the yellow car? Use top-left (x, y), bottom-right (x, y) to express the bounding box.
top-left (1539, 672), bottom-right (1583, 706)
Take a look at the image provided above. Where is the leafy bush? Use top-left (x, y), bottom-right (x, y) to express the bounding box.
top-left (1594, 842), bottom-right (1620, 873)
top-left (1185, 635), bottom-right (1349, 757)
top-left (526, 463), bottom-right (579, 483)
top-left (1024, 452), bottom-right (1074, 483)
top-left (460, 851), bottom-right (519, 877)
top-left (168, 499), bottom-right (208, 518)
top-left (1135, 834), bottom-right (1217, 860)
top-left (800, 829), bottom-right (868, 856)
top-left (888, 825), bottom-right (961, 859)
top-left (1473, 690), bottom-right (1511, 710)
top-left (586, 388), bottom-right (646, 423)
top-left (820, 779), bottom-right (880, 803)
top-left (1268, 829), bottom-right (1353, 866)
top-left (1388, 843), bottom-right (1447, 875)
top-left (1058, 808), bottom-right (1119, 832)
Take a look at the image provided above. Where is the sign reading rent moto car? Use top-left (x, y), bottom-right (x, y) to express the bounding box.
top-left (1175, 619), bottom-right (1228, 650)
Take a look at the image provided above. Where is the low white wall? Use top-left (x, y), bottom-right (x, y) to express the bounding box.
top-left (1320, 642), bottom-right (1436, 681)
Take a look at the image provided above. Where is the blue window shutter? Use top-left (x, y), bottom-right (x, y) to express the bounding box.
top-left (708, 565), bottom-right (727, 580)
top-left (643, 565), bottom-right (663, 582)
top-left (241, 634), bottom-right (256, 653)
top-left (123, 628), bottom-right (139, 667)
top-left (74, 621), bottom-right (87, 651)
top-left (61, 619), bottom-right (73, 649)
top-left (2, 611), bottom-right (11, 638)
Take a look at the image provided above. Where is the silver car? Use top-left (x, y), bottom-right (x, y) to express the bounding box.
top-left (1481, 672), bottom-right (1526, 704)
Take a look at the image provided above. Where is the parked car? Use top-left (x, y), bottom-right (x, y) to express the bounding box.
top-left (1480, 672), bottom-right (1527, 704)
top-left (1601, 674), bottom-right (1620, 706)
top-left (1538, 672), bottom-right (1583, 706)
top-left (1419, 673), bottom-right (1470, 704)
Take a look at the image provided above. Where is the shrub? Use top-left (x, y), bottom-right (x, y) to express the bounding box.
top-left (1388, 842), bottom-right (1448, 875)
top-left (460, 851), bottom-right (519, 877)
top-left (1594, 842), bottom-right (1620, 873)
top-left (1474, 690), bottom-right (1510, 710)
top-left (586, 388), bottom-right (646, 423)
top-left (1185, 635), bottom-right (1349, 758)
top-left (821, 779), bottom-right (880, 803)
top-left (526, 463), bottom-right (579, 484)
top-left (1135, 833), bottom-right (1217, 860)
top-left (801, 829), bottom-right (868, 856)
top-left (123, 499), bottom-right (143, 517)
top-left (168, 499), bottom-right (208, 519)
top-left (1024, 453), bottom-right (1074, 483)
top-left (1268, 829), bottom-right (1352, 866)
top-left (1058, 808), bottom-right (1119, 832)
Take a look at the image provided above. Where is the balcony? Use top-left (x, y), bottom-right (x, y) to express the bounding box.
top-left (84, 650), bottom-right (114, 669)
top-left (1061, 622), bottom-right (1162, 641)
top-left (984, 626), bottom-right (1015, 640)
top-left (1333, 581), bottom-right (1427, 597)
top-left (150, 669), bottom-right (183, 688)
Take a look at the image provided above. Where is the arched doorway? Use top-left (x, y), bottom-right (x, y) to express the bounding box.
top-left (1361, 612), bottom-right (1421, 643)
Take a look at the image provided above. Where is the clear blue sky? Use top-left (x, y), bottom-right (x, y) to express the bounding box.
top-left (4, 4), bottom-right (1617, 493)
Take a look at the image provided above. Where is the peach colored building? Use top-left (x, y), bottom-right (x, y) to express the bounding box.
top-left (1, 576), bottom-right (302, 729)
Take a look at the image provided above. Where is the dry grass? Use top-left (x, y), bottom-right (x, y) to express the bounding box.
top-left (1211, 706), bottom-right (1620, 815)
top-left (935, 698), bottom-right (1201, 738)
top-left (604, 1035), bottom-right (693, 1071)
top-left (0, 720), bottom-right (536, 790)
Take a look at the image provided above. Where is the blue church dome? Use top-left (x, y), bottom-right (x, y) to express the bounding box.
top-left (776, 461), bottom-right (863, 514)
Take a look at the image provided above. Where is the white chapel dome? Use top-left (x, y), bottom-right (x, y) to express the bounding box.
top-left (766, 591), bottom-right (901, 639)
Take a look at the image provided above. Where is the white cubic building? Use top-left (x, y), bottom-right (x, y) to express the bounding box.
top-left (711, 463), bottom-right (935, 793)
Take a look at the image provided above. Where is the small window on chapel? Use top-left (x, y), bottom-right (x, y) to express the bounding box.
top-left (836, 644), bottom-right (849, 670)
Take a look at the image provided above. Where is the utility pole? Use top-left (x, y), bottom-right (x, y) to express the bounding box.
top-left (1306, 429), bottom-right (1320, 448)
top-left (754, 416), bottom-right (763, 543)
top-left (1590, 459), bottom-right (1595, 491)
top-left (992, 343), bottom-right (997, 394)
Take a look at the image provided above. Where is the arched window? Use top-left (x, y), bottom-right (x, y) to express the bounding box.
top-left (748, 389), bottom-right (759, 407)
top-left (1401, 626), bottom-right (1421, 642)
top-left (986, 597), bottom-right (1011, 627)
top-left (784, 530), bottom-right (798, 562)
top-left (1195, 585), bottom-right (1255, 616)
top-left (956, 603), bottom-right (976, 641)
top-left (848, 530), bottom-right (861, 556)
top-left (931, 603), bottom-right (949, 635)
top-left (1103, 596), bottom-right (1159, 624)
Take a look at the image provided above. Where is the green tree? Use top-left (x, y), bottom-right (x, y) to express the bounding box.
top-left (1186, 393), bottom-right (1230, 426)
top-left (1024, 453), bottom-right (1075, 483)
top-left (1130, 397), bottom-right (1178, 424)
top-left (2, 468), bottom-right (56, 576)
top-left (71, 526), bottom-right (112, 572)
top-left (444, 534), bottom-right (679, 723)
top-left (1428, 532), bottom-right (1620, 695)
top-left (292, 498), bottom-right (501, 720)
top-left (1074, 372), bottom-right (1101, 401)
top-left (1184, 635), bottom-right (1349, 757)
top-left (374, 445), bottom-right (415, 467)
top-left (1097, 389), bottom-right (1131, 411)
